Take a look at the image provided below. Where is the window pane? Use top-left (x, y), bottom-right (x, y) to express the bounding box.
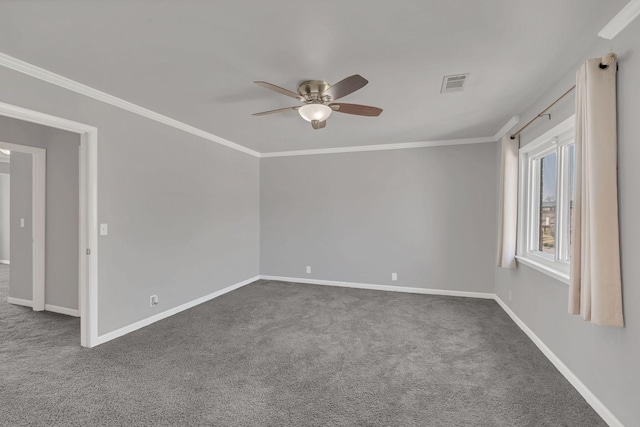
top-left (568, 144), bottom-right (575, 260)
top-left (538, 152), bottom-right (557, 255)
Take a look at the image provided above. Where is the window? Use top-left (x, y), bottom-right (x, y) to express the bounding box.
top-left (517, 117), bottom-right (575, 283)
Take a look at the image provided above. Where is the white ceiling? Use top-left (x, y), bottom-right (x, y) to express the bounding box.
top-left (0, 0), bottom-right (627, 153)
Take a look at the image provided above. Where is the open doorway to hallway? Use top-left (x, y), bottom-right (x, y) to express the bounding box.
top-left (0, 115), bottom-right (81, 342)
top-left (0, 149), bottom-right (11, 322)
top-left (0, 148), bottom-right (9, 266)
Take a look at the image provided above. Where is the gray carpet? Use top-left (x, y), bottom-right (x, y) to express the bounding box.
top-left (0, 266), bottom-right (605, 426)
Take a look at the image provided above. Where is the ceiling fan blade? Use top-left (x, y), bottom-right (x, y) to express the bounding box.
top-left (311, 120), bottom-right (326, 130)
top-left (252, 106), bottom-right (299, 116)
top-left (254, 81), bottom-right (302, 99)
top-left (330, 103), bottom-right (382, 116)
top-left (322, 75), bottom-right (368, 101)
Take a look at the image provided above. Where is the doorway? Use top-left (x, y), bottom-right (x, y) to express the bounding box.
top-left (0, 150), bottom-right (9, 265)
top-left (0, 101), bottom-right (98, 347)
top-left (0, 141), bottom-right (46, 311)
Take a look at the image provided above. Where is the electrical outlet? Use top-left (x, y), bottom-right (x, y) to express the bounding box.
top-left (509, 290), bottom-right (512, 301)
top-left (391, 273), bottom-right (398, 281)
top-left (20, 218), bottom-right (25, 228)
top-left (150, 295), bottom-right (159, 307)
top-left (306, 266), bottom-right (311, 274)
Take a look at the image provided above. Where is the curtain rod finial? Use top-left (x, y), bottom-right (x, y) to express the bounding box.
top-left (600, 52), bottom-right (617, 69)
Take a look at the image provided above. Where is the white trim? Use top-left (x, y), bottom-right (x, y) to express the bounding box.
top-left (515, 255), bottom-right (570, 284)
top-left (0, 101), bottom-right (99, 348)
top-left (260, 116), bottom-right (520, 158)
top-left (6, 297), bottom-right (80, 317)
top-left (0, 51), bottom-right (520, 158)
top-left (79, 131), bottom-right (98, 348)
top-left (93, 275), bottom-right (260, 346)
top-left (0, 101), bottom-right (96, 134)
top-left (493, 116), bottom-right (521, 140)
top-left (7, 296), bottom-right (33, 307)
top-left (494, 296), bottom-right (624, 427)
top-left (45, 304), bottom-right (80, 317)
top-left (0, 259), bottom-right (9, 265)
top-left (260, 275), bottom-right (621, 424)
top-left (519, 116), bottom-right (575, 154)
top-left (517, 116), bottom-right (575, 284)
top-left (8, 267), bottom-right (620, 425)
top-left (0, 141), bottom-right (46, 312)
top-left (260, 137), bottom-right (495, 158)
top-left (259, 275), bottom-right (495, 299)
top-left (0, 52), bottom-right (260, 158)
top-left (598, 0), bottom-right (640, 40)
top-left (32, 148), bottom-right (46, 311)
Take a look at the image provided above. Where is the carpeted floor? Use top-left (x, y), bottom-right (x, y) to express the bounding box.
top-left (0, 266), bottom-right (605, 426)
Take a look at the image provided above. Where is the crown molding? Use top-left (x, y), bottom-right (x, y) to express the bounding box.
top-left (0, 50), bottom-right (521, 159)
top-left (493, 115), bottom-right (520, 140)
top-left (260, 137), bottom-right (494, 158)
top-left (260, 116), bottom-right (520, 158)
top-left (599, 0), bottom-right (640, 40)
top-left (0, 51), bottom-right (261, 158)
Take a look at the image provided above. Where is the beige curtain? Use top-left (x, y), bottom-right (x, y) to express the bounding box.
top-left (569, 53), bottom-right (624, 327)
top-left (496, 134), bottom-right (519, 268)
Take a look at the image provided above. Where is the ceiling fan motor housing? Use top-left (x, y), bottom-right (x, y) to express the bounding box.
top-left (297, 80), bottom-right (331, 102)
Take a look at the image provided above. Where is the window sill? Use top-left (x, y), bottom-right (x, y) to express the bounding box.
top-left (515, 255), bottom-right (570, 285)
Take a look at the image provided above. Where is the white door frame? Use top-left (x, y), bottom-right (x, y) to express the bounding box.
top-left (0, 140), bottom-right (46, 311)
top-left (0, 101), bottom-right (98, 348)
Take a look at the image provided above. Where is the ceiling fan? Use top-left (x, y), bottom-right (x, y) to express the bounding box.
top-left (252, 74), bottom-right (382, 130)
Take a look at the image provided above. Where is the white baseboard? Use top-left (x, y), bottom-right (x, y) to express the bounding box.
top-left (0, 259), bottom-right (10, 265)
top-left (7, 297), bottom-right (80, 317)
top-left (7, 296), bottom-right (32, 307)
top-left (259, 275), bottom-right (621, 426)
top-left (45, 304), bottom-right (80, 317)
top-left (5, 273), bottom-right (622, 425)
top-left (494, 296), bottom-right (623, 427)
top-left (93, 275), bottom-right (261, 346)
top-left (259, 275), bottom-right (496, 299)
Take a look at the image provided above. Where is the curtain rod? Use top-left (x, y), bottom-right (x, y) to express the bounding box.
top-left (509, 85), bottom-right (576, 140)
top-left (510, 52), bottom-right (618, 140)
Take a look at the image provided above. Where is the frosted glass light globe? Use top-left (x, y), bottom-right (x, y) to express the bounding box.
top-left (298, 104), bottom-right (332, 122)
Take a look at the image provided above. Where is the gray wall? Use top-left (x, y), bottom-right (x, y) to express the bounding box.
top-left (43, 127), bottom-right (79, 309)
top-left (9, 152), bottom-right (31, 301)
top-left (0, 67), bottom-right (260, 335)
top-left (1, 116), bottom-right (80, 310)
top-left (495, 19), bottom-right (640, 425)
top-left (0, 171), bottom-right (8, 261)
top-left (261, 144), bottom-right (497, 293)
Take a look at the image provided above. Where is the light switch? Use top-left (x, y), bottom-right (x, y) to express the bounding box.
top-left (100, 223), bottom-right (108, 236)
top-left (20, 218), bottom-right (24, 228)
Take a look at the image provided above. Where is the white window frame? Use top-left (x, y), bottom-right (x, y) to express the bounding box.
top-left (517, 116), bottom-right (575, 284)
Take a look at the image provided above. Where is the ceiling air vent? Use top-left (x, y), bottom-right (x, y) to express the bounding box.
top-left (440, 73), bottom-right (469, 93)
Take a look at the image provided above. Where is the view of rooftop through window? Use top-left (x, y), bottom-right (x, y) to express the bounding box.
top-left (539, 152), bottom-right (557, 255)
top-left (566, 144), bottom-right (575, 261)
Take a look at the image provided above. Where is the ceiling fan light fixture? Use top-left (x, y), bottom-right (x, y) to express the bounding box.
top-left (298, 103), bottom-right (332, 122)
top-left (253, 75), bottom-right (382, 127)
